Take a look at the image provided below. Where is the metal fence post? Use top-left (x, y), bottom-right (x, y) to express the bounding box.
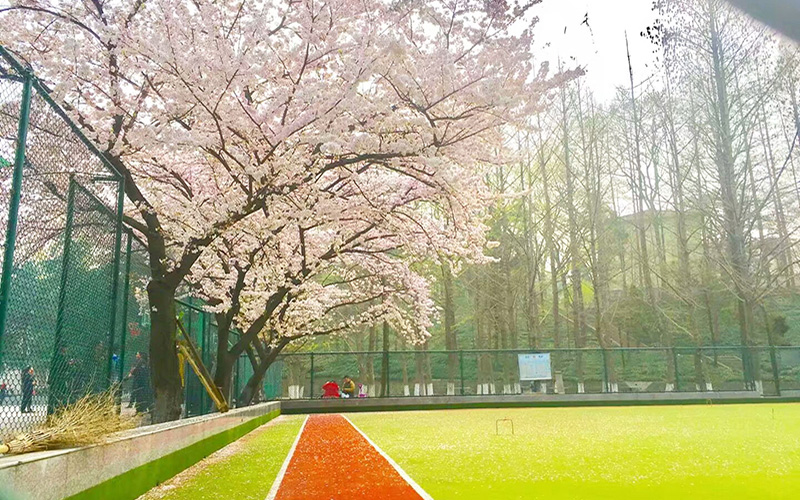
top-left (233, 354), bottom-right (240, 405)
top-left (47, 178), bottom-right (77, 414)
top-left (309, 353), bottom-right (315, 399)
top-left (117, 233), bottom-right (132, 396)
top-left (0, 72), bottom-right (33, 364)
top-left (672, 348), bottom-right (680, 392)
top-left (105, 179), bottom-right (125, 386)
top-left (459, 350), bottom-right (465, 395)
top-left (602, 348), bottom-right (609, 392)
top-left (199, 311), bottom-right (207, 413)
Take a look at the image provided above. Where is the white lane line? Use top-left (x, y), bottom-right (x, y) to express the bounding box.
top-left (342, 415), bottom-right (434, 500)
top-left (265, 415), bottom-right (309, 500)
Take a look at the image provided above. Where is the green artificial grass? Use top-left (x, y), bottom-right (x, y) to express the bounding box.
top-left (146, 415), bottom-right (304, 500)
top-left (350, 404), bottom-right (800, 500)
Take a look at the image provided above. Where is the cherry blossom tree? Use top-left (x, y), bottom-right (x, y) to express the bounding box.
top-left (189, 162), bottom-right (489, 403)
top-left (1, 0), bottom-right (564, 420)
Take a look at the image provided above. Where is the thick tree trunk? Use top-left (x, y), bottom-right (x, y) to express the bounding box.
top-left (213, 352), bottom-right (235, 404)
top-left (238, 340), bottom-right (288, 406)
top-left (708, 4), bottom-right (758, 387)
top-left (212, 314), bottom-right (235, 403)
top-left (239, 361), bottom-right (268, 406)
top-left (147, 280), bottom-right (183, 423)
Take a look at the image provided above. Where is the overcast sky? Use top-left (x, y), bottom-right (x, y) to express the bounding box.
top-left (530, 0), bottom-right (660, 102)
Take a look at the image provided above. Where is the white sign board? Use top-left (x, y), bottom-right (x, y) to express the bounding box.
top-left (518, 353), bottom-right (552, 381)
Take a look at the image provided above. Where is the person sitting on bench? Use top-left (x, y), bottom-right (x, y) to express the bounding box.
top-left (322, 380), bottom-right (340, 398)
top-left (341, 376), bottom-right (356, 399)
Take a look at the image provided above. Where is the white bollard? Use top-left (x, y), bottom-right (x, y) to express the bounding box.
top-left (555, 373), bottom-right (565, 394)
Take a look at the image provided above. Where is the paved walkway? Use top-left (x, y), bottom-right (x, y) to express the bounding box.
top-left (269, 414), bottom-right (429, 500)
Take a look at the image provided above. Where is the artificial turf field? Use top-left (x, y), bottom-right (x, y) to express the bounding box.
top-left (140, 403), bottom-right (800, 500)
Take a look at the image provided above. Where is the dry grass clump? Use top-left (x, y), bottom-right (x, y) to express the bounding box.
top-left (0, 389), bottom-right (139, 455)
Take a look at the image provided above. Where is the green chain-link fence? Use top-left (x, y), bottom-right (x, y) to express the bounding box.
top-left (0, 47), bottom-right (260, 435)
top-left (273, 346), bottom-right (800, 399)
top-left (0, 47), bottom-right (124, 433)
top-left (4, 46), bottom-right (800, 437)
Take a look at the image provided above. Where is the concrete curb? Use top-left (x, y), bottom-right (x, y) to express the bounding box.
top-left (0, 402), bottom-right (280, 500)
top-left (281, 391), bottom-right (799, 414)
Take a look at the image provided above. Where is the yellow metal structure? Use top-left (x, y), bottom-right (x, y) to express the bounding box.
top-left (175, 318), bottom-right (229, 413)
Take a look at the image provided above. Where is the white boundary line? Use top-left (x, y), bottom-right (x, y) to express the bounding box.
top-left (265, 415), bottom-right (309, 500)
top-left (343, 415), bottom-right (434, 500)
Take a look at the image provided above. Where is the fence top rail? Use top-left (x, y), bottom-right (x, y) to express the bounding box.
top-left (176, 298), bottom-right (208, 314)
top-left (0, 44), bottom-right (124, 182)
top-left (274, 345), bottom-right (800, 356)
top-left (174, 298), bottom-right (245, 345)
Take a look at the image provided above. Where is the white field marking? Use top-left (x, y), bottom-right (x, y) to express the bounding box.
top-left (265, 415), bottom-right (309, 500)
top-left (342, 415), bottom-right (434, 500)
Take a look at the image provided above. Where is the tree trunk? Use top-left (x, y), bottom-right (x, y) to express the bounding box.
top-left (212, 313), bottom-right (235, 403)
top-left (757, 84), bottom-right (793, 287)
top-left (520, 146), bottom-right (540, 350)
top-left (380, 321), bottom-right (390, 397)
top-left (147, 279), bottom-right (183, 423)
top-left (442, 261), bottom-right (459, 392)
top-left (398, 336), bottom-right (410, 396)
top-left (502, 253), bottom-right (518, 391)
top-left (566, 82), bottom-right (589, 392)
top-left (367, 325), bottom-right (377, 393)
top-left (238, 339), bottom-right (289, 406)
top-left (537, 115), bottom-right (561, 350)
top-left (708, 3), bottom-right (758, 387)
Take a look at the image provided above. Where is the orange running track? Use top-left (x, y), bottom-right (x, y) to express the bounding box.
top-left (272, 414), bottom-right (426, 500)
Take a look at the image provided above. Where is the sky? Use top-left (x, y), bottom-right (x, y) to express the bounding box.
top-left (529, 0), bottom-right (661, 102)
top-left (0, 0), bottom-right (661, 103)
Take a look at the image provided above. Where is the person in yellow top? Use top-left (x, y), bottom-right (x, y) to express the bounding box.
top-left (341, 376), bottom-right (356, 399)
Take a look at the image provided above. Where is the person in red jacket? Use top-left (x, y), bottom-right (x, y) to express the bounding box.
top-left (322, 380), bottom-right (340, 398)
